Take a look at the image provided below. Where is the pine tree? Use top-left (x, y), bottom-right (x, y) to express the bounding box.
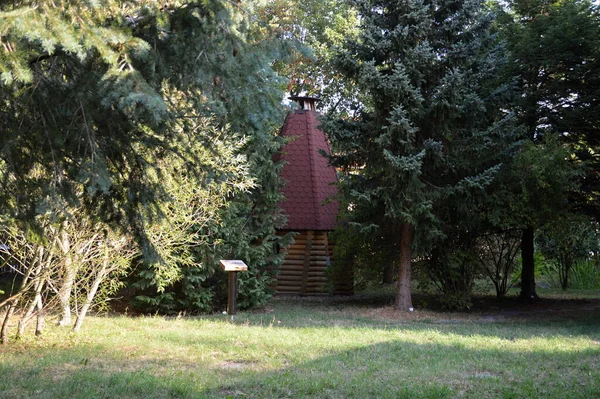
top-left (325, 0), bottom-right (513, 310)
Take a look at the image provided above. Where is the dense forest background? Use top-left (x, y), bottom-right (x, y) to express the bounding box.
top-left (0, 0), bottom-right (598, 340)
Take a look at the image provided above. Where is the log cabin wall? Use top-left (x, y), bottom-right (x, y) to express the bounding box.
top-left (275, 230), bottom-right (352, 295)
top-left (273, 96), bottom-right (353, 295)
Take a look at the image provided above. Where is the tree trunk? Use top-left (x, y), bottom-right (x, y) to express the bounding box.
top-left (561, 260), bottom-right (572, 291)
top-left (57, 225), bottom-right (75, 327)
top-left (383, 262), bottom-right (394, 285)
top-left (520, 227), bottom-right (538, 300)
top-left (35, 296), bottom-right (44, 337)
top-left (3, 247), bottom-right (42, 342)
top-left (1, 302), bottom-right (16, 344)
top-left (18, 277), bottom-right (45, 338)
top-left (395, 223), bottom-right (414, 311)
top-left (73, 254), bottom-right (108, 333)
top-left (17, 298), bottom-right (37, 338)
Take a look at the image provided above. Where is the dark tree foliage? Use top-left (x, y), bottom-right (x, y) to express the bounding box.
top-left (0, 0), bottom-right (292, 314)
top-left (325, 0), bottom-right (515, 310)
top-left (499, 0), bottom-right (600, 299)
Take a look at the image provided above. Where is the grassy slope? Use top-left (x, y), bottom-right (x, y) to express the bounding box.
top-left (0, 295), bottom-right (599, 399)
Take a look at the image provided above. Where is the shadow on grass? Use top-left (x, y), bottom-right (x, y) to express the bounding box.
top-left (2, 290), bottom-right (600, 399)
top-left (200, 340), bottom-right (600, 399)
top-left (211, 304), bottom-right (600, 345)
top-left (270, 291), bottom-right (600, 314)
top-left (1, 337), bottom-right (599, 399)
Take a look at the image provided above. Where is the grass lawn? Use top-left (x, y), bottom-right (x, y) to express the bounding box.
top-left (1, 292), bottom-right (599, 399)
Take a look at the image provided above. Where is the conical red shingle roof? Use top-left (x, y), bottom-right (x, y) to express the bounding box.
top-left (277, 109), bottom-right (339, 231)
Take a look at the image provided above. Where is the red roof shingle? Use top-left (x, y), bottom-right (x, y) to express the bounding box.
top-left (276, 110), bottom-right (339, 231)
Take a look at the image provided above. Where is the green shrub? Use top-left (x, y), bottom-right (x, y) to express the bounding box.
top-left (416, 240), bottom-right (477, 310)
top-left (570, 260), bottom-right (600, 290)
top-left (331, 223), bottom-right (398, 291)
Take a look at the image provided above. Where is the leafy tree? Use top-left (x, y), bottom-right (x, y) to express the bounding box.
top-left (325, 0), bottom-right (513, 310)
top-left (256, 0), bottom-right (360, 114)
top-left (538, 215), bottom-right (599, 290)
top-left (482, 137), bottom-right (580, 299)
top-left (498, 0), bottom-right (600, 298)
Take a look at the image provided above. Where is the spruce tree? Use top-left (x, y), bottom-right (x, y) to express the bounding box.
top-left (325, 0), bottom-right (512, 310)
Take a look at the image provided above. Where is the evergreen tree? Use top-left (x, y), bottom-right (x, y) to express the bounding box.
top-left (125, 0), bottom-right (292, 312)
top-left (0, 1), bottom-right (291, 318)
top-left (325, 0), bottom-right (513, 310)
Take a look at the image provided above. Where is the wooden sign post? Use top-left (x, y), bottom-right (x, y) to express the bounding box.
top-left (219, 260), bottom-right (248, 320)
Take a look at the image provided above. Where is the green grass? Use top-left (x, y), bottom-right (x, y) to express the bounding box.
top-left (1, 296), bottom-right (599, 399)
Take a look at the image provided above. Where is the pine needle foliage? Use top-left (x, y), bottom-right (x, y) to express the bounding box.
top-left (502, 0), bottom-right (600, 217)
top-left (324, 0), bottom-right (517, 309)
top-left (0, 0), bottom-right (292, 315)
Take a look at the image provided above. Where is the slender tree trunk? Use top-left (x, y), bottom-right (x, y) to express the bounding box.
top-left (494, 281), bottom-right (502, 298)
top-left (520, 227), bottom-right (538, 300)
top-left (35, 295), bottom-right (44, 337)
top-left (1, 302), bottom-right (16, 344)
top-left (396, 223), bottom-right (414, 311)
top-left (74, 253), bottom-right (108, 333)
top-left (18, 298), bottom-right (37, 338)
top-left (57, 226), bottom-right (75, 327)
top-left (18, 277), bottom-right (45, 338)
top-left (561, 260), bottom-right (572, 291)
top-left (3, 247), bottom-right (43, 342)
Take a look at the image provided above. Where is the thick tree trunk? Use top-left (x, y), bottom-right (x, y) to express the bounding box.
top-left (395, 223), bottom-right (414, 311)
top-left (520, 227), bottom-right (538, 300)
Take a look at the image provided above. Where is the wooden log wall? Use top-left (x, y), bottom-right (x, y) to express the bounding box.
top-left (275, 230), bottom-right (352, 295)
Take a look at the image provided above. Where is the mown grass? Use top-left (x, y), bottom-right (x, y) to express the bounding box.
top-left (1, 295), bottom-right (599, 399)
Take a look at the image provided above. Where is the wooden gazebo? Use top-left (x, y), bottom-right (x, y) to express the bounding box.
top-left (274, 96), bottom-right (352, 295)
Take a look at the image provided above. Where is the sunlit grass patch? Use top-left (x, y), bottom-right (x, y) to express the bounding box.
top-left (1, 296), bottom-right (599, 399)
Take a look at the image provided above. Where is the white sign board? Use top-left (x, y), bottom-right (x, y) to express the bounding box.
top-left (219, 259), bottom-right (248, 272)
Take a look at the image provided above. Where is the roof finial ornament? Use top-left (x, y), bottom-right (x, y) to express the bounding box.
top-left (289, 93), bottom-right (320, 112)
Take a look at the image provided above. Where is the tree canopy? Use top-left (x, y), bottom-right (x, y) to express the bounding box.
top-left (323, 0), bottom-right (519, 310)
top-left (0, 0), bottom-right (293, 335)
top-left (0, 0), bottom-right (598, 333)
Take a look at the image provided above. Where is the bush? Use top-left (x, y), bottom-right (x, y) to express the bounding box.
top-left (537, 217), bottom-right (598, 290)
top-left (416, 240), bottom-right (477, 310)
top-left (331, 223), bottom-right (399, 291)
top-left (570, 260), bottom-right (600, 290)
top-left (475, 231), bottom-right (520, 297)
